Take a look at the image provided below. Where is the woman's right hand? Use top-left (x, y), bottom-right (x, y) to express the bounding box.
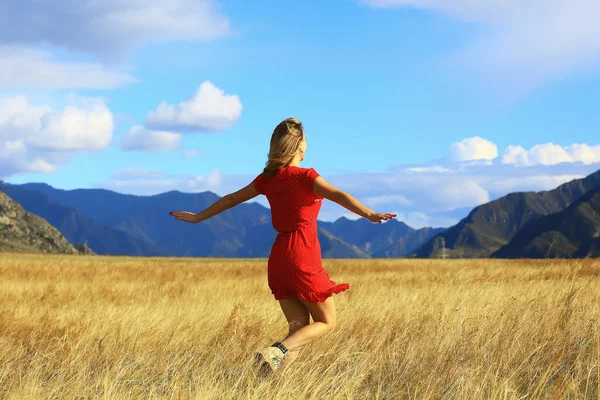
top-left (367, 212), bottom-right (397, 224)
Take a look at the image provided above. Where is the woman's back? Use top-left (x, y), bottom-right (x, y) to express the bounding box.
top-left (253, 166), bottom-right (324, 234)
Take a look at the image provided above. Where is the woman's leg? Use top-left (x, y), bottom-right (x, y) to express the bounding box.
top-left (280, 296), bottom-right (336, 351)
top-left (278, 297), bottom-right (311, 366)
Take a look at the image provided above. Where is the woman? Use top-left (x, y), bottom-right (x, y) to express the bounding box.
top-left (169, 117), bottom-right (396, 374)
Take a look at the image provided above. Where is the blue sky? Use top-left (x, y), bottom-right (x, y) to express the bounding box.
top-left (2, 0), bottom-right (600, 228)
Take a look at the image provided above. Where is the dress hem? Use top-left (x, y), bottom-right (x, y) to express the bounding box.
top-left (272, 283), bottom-right (350, 303)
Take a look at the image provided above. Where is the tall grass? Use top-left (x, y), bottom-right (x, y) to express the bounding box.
top-left (0, 253), bottom-right (598, 399)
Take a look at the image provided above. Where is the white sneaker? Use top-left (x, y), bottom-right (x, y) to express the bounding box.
top-left (254, 346), bottom-right (286, 375)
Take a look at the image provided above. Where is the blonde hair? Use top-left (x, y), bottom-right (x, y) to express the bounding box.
top-left (262, 117), bottom-right (305, 177)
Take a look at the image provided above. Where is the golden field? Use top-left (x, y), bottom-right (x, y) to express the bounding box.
top-left (0, 253), bottom-right (599, 399)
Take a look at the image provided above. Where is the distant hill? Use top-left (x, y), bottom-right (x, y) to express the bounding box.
top-left (493, 187), bottom-right (600, 258)
top-left (0, 189), bottom-right (91, 254)
top-left (1, 185), bottom-right (165, 256)
top-left (414, 169), bottom-right (600, 258)
top-left (0, 183), bottom-right (443, 258)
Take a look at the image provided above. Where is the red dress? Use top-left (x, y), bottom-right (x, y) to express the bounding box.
top-left (252, 165), bottom-right (350, 303)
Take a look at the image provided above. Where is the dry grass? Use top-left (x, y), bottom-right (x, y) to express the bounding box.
top-left (0, 253), bottom-right (599, 399)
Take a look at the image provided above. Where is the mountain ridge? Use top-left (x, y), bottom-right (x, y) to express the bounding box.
top-left (493, 186), bottom-right (600, 258)
top-left (413, 169), bottom-right (600, 258)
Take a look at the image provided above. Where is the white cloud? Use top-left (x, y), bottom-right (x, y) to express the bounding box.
top-left (525, 143), bottom-right (572, 165)
top-left (0, 96), bottom-right (114, 177)
top-left (502, 143), bottom-right (600, 166)
top-left (0, 46), bottom-right (136, 89)
top-left (0, 140), bottom-right (57, 175)
top-left (145, 81), bottom-right (242, 132)
top-left (361, 0), bottom-right (600, 90)
top-left (450, 136), bottom-right (498, 162)
top-left (121, 125), bottom-right (181, 152)
top-left (28, 98), bottom-right (114, 152)
top-left (0, 0), bottom-right (230, 59)
top-left (501, 145), bottom-right (528, 166)
top-left (187, 169), bottom-right (222, 189)
top-left (568, 144), bottom-right (600, 164)
top-left (182, 149), bottom-right (205, 159)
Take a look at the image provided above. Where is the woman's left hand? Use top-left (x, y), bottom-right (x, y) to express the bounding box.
top-left (169, 211), bottom-right (201, 223)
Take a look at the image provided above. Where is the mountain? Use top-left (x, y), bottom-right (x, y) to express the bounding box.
top-left (414, 169), bottom-right (600, 258)
top-left (493, 187), bottom-right (600, 258)
top-left (1, 183), bottom-right (442, 258)
top-left (318, 217), bottom-right (445, 257)
top-left (1, 185), bottom-right (165, 256)
top-left (6, 183), bottom-right (273, 257)
top-left (317, 226), bottom-right (371, 258)
top-left (0, 189), bottom-right (90, 254)
top-left (106, 190), bottom-right (272, 257)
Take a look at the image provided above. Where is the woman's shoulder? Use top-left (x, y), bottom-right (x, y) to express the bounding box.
top-left (261, 165), bottom-right (318, 177)
top-left (295, 166), bottom-right (317, 173)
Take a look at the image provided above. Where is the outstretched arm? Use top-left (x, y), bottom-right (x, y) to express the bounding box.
top-left (169, 182), bottom-right (260, 223)
top-left (313, 176), bottom-right (396, 223)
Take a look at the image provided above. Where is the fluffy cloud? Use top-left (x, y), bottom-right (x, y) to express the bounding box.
top-left (122, 81), bottom-right (241, 154)
top-left (569, 144), bottom-right (600, 164)
top-left (449, 136), bottom-right (498, 162)
top-left (0, 0), bottom-right (230, 59)
top-left (448, 137), bottom-right (600, 167)
top-left (361, 0), bottom-right (600, 90)
top-left (0, 47), bottom-right (136, 89)
top-left (502, 143), bottom-right (600, 166)
top-left (0, 140), bottom-right (57, 175)
top-left (29, 99), bottom-right (113, 152)
top-left (121, 126), bottom-right (181, 152)
top-left (0, 96), bottom-right (113, 177)
top-left (145, 82), bottom-right (242, 132)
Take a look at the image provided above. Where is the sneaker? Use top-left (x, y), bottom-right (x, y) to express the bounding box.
top-left (254, 346), bottom-right (286, 375)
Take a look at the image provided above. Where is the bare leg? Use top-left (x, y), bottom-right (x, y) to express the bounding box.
top-left (280, 296), bottom-right (336, 351)
top-left (278, 297), bottom-right (310, 367)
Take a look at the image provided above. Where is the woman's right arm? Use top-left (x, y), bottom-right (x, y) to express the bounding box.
top-left (313, 176), bottom-right (396, 223)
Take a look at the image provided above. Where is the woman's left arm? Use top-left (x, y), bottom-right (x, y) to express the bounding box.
top-left (169, 182), bottom-right (260, 223)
